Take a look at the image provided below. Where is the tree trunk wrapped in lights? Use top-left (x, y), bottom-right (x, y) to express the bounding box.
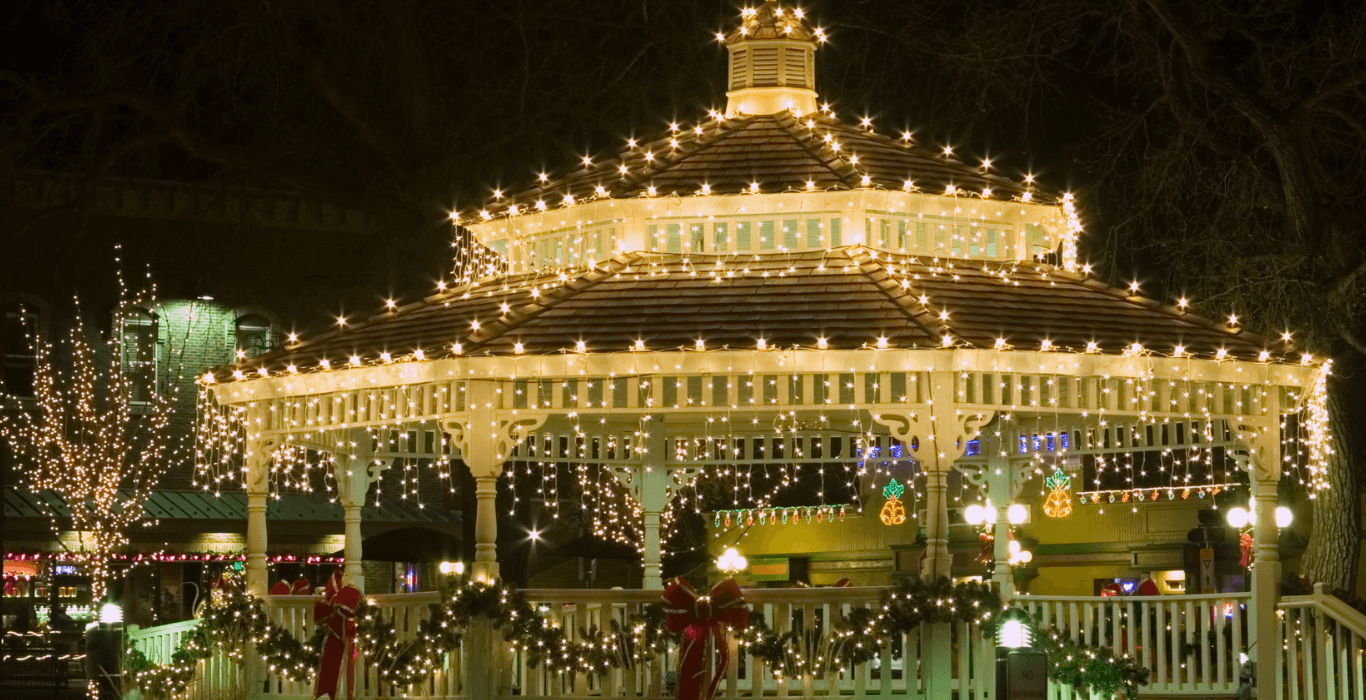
top-left (0, 271), bottom-right (191, 600)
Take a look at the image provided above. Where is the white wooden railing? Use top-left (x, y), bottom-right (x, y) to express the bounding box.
top-left (130, 587), bottom-right (1317, 700)
top-left (1016, 592), bottom-right (1251, 697)
top-left (127, 618), bottom-right (244, 700)
top-left (267, 592), bottom-right (464, 699)
top-left (1277, 583), bottom-right (1366, 700)
top-left (517, 586), bottom-right (996, 699)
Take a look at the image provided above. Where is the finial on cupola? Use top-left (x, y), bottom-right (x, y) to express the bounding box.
top-left (723, 1), bottom-right (824, 117)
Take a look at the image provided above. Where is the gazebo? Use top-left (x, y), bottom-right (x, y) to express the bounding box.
top-left (176, 2), bottom-right (1347, 698)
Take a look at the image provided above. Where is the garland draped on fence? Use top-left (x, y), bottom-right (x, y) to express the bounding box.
top-left (125, 575), bottom-right (1147, 699)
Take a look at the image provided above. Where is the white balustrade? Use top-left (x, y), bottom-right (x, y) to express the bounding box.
top-left (1278, 583), bottom-right (1366, 700)
top-left (127, 618), bottom-right (244, 700)
top-left (1017, 592), bottom-right (1251, 697)
top-left (266, 592), bottom-right (463, 699)
top-left (517, 586), bottom-right (995, 699)
top-left (130, 587), bottom-right (1314, 700)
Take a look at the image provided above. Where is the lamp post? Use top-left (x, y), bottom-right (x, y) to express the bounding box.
top-left (995, 607), bottom-right (1046, 699)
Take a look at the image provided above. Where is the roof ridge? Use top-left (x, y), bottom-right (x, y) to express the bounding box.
top-left (846, 248), bottom-right (949, 342)
top-left (771, 112), bottom-right (857, 188)
top-left (616, 115), bottom-right (756, 194)
top-left (465, 252), bottom-right (645, 351)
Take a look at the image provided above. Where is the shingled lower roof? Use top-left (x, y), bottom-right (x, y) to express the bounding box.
top-left (215, 249), bottom-right (1283, 382)
top-left (476, 112), bottom-right (1036, 220)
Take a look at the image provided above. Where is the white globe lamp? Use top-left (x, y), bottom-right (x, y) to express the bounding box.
top-left (1007, 504), bottom-right (1027, 525)
top-left (1226, 507), bottom-right (1249, 529)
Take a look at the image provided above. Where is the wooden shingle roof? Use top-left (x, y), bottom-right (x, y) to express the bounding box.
top-left (475, 112), bottom-right (1035, 220)
top-left (216, 248), bottom-right (1284, 382)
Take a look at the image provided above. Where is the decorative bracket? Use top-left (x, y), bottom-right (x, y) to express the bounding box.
top-left (1231, 418), bottom-right (1280, 483)
top-left (442, 411), bottom-right (549, 475)
top-left (244, 436), bottom-right (279, 493)
top-left (874, 408), bottom-right (994, 470)
top-left (953, 461), bottom-right (988, 487)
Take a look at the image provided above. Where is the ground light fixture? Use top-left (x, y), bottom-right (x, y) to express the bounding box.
top-left (996, 607), bottom-right (1033, 650)
top-left (99, 602), bottom-right (123, 624)
top-left (995, 607), bottom-right (1047, 698)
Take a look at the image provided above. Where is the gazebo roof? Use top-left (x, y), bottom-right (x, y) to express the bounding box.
top-left (214, 248), bottom-right (1285, 382)
top-left (474, 111), bottom-right (1035, 221)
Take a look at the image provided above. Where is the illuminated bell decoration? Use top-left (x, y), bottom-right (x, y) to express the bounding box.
top-left (1043, 469), bottom-right (1073, 518)
top-left (880, 478), bottom-right (907, 525)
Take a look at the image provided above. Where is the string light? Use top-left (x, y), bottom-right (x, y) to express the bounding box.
top-left (0, 254), bottom-right (193, 600)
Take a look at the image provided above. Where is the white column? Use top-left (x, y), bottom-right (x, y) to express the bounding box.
top-left (1239, 391), bottom-right (1282, 698)
top-left (243, 436), bottom-right (276, 598)
top-left (640, 423), bottom-right (669, 589)
top-left (1251, 465), bottom-right (1282, 697)
top-left (921, 469), bottom-right (951, 581)
top-left (337, 434), bottom-right (381, 593)
top-left (444, 382), bottom-right (547, 700)
top-left (987, 453), bottom-right (1014, 600)
top-left (472, 475), bottom-right (500, 580)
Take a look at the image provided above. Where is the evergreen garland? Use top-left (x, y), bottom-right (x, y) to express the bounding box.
top-left (125, 575), bottom-right (1150, 698)
top-left (124, 586), bottom-right (321, 700)
top-left (1035, 624), bottom-right (1150, 698)
top-left (879, 576), bottom-right (1001, 631)
top-left (125, 576), bottom-right (673, 696)
top-left (741, 577), bottom-right (998, 683)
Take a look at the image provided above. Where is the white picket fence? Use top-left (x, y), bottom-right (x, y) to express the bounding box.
top-left (266, 592), bottom-right (464, 699)
top-left (1016, 592), bottom-right (1252, 697)
top-left (517, 586), bottom-right (995, 699)
top-left (126, 618), bottom-right (245, 700)
top-left (1277, 583), bottom-right (1366, 700)
top-left (132, 585), bottom-right (1366, 700)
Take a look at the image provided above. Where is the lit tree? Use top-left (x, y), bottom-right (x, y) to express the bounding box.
top-left (0, 271), bottom-right (192, 600)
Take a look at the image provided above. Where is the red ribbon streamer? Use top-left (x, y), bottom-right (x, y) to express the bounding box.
top-left (662, 577), bottom-right (748, 700)
top-left (313, 571), bottom-right (361, 700)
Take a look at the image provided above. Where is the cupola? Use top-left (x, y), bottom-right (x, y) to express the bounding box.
top-left (724, 0), bottom-right (823, 117)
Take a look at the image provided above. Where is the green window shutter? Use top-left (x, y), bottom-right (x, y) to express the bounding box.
top-left (667, 223), bottom-right (682, 253)
top-left (806, 219), bottom-right (822, 248)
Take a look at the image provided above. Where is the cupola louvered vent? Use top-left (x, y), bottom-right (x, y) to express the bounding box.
top-left (723, 1), bottom-right (820, 117)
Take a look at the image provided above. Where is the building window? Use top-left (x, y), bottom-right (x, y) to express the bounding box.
top-left (234, 314), bottom-right (275, 359)
top-left (2, 306), bottom-right (41, 398)
top-left (121, 309), bottom-right (158, 404)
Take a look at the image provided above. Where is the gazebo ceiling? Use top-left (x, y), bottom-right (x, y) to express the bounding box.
top-left (213, 247), bottom-right (1286, 383)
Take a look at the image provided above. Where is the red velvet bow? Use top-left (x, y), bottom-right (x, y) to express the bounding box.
top-left (1240, 532), bottom-right (1254, 567)
top-left (313, 571), bottom-right (361, 700)
top-left (270, 578), bottom-right (313, 595)
top-left (662, 577), bottom-right (748, 700)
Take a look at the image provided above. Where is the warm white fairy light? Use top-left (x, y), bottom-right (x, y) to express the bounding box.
top-left (186, 1), bottom-right (1338, 587)
top-left (0, 259), bottom-right (192, 600)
